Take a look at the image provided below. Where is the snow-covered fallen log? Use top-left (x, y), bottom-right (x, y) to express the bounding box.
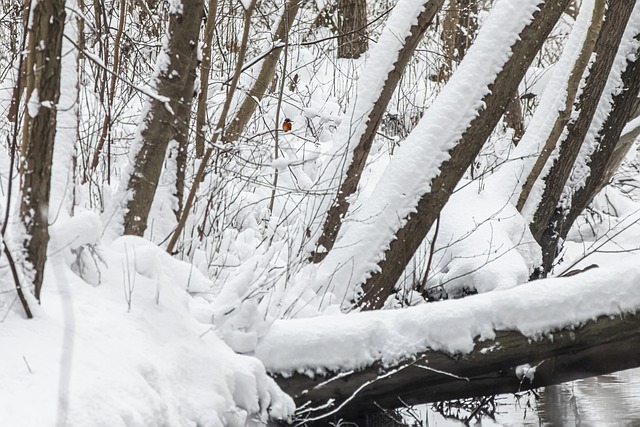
top-left (255, 261), bottom-right (640, 420)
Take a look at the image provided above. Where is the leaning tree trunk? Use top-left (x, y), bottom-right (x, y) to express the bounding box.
top-left (337, 0), bottom-right (368, 59)
top-left (528, 1), bottom-right (637, 274)
top-left (311, 0), bottom-right (445, 262)
top-left (121, 0), bottom-right (203, 236)
top-left (356, 0), bottom-right (571, 310)
top-left (517, 0), bottom-right (606, 212)
top-left (536, 31), bottom-right (640, 274)
top-left (20, 0), bottom-right (66, 302)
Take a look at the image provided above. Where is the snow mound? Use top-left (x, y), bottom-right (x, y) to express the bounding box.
top-left (0, 224), bottom-right (294, 426)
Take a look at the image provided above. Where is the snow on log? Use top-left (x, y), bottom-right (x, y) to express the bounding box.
top-left (255, 261), bottom-right (640, 419)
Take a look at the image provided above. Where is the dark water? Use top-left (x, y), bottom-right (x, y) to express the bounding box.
top-left (421, 368), bottom-right (640, 426)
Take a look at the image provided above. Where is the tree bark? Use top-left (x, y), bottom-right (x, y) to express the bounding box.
top-left (517, 0), bottom-right (605, 212)
top-left (122, 0), bottom-right (203, 236)
top-left (356, 0), bottom-right (571, 310)
top-left (311, 0), bottom-right (444, 262)
top-left (337, 0), bottom-right (368, 59)
top-left (275, 312), bottom-right (640, 421)
top-left (529, 1), bottom-right (636, 273)
top-left (537, 32), bottom-right (640, 274)
top-left (194, 0), bottom-right (218, 158)
top-left (20, 0), bottom-right (66, 301)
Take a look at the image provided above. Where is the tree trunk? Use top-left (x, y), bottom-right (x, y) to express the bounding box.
top-left (529, 1), bottom-right (636, 274)
top-left (274, 312), bottom-right (640, 421)
top-left (538, 31), bottom-right (640, 274)
top-left (437, 0), bottom-right (478, 82)
top-left (20, 0), bottom-right (66, 301)
top-left (356, 0), bottom-right (571, 310)
top-left (194, 0), bottom-right (218, 158)
top-left (517, 0), bottom-right (605, 212)
top-left (337, 0), bottom-right (368, 59)
top-left (311, 0), bottom-right (444, 262)
top-left (121, 0), bottom-right (203, 236)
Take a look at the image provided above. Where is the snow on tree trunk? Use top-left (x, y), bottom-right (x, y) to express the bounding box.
top-left (310, 0), bottom-right (445, 263)
top-left (487, 0), bottom-right (601, 215)
top-left (346, 0), bottom-right (570, 309)
top-left (529, 1), bottom-right (639, 274)
top-left (118, 0), bottom-right (203, 237)
top-left (20, 0), bottom-right (66, 301)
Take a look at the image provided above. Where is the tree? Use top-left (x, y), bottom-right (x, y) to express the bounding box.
top-left (529, 0), bottom-right (637, 274)
top-left (20, 0), bottom-right (66, 302)
top-left (120, 0), bottom-right (204, 236)
top-left (354, 0), bottom-right (572, 309)
top-left (311, 0), bottom-right (445, 262)
top-left (337, 0), bottom-right (368, 59)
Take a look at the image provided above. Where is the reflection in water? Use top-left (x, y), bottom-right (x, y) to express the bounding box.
top-left (421, 368), bottom-right (640, 426)
top-left (536, 370), bottom-right (640, 427)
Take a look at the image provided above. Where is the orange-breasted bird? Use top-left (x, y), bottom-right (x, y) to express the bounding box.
top-left (282, 118), bottom-right (293, 132)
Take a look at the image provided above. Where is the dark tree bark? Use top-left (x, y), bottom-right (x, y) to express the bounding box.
top-left (122, 0), bottom-right (203, 236)
top-left (20, 0), bottom-right (66, 302)
top-left (311, 0), bottom-right (445, 262)
top-left (504, 91), bottom-right (525, 145)
top-left (275, 312), bottom-right (640, 422)
top-left (529, 1), bottom-right (636, 274)
top-left (337, 0), bottom-right (368, 59)
top-left (437, 0), bottom-right (478, 82)
top-left (173, 67), bottom-right (197, 220)
top-left (356, 0), bottom-right (571, 310)
top-left (536, 33), bottom-right (640, 274)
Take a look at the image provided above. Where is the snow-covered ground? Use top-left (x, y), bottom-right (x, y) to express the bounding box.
top-left (0, 226), bottom-right (294, 426)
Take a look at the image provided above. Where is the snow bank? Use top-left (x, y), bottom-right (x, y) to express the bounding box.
top-left (0, 219), bottom-right (294, 426)
top-left (256, 258), bottom-right (640, 374)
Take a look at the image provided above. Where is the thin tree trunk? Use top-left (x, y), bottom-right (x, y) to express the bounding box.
top-left (194, 0), bottom-right (218, 158)
top-left (356, 0), bottom-right (571, 310)
top-left (20, 0), bottom-right (66, 301)
top-left (121, 0), bottom-right (203, 236)
top-left (517, 0), bottom-right (605, 212)
top-left (337, 0), bottom-right (368, 59)
top-left (311, 0), bottom-right (444, 262)
top-left (529, 1), bottom-right (636, 273)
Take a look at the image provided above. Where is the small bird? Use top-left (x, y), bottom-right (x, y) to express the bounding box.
top-left (282, 118), bottom-right (293, 132)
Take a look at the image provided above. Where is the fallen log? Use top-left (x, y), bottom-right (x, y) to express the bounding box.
top-left (273, 312), bottom-right (640, 422)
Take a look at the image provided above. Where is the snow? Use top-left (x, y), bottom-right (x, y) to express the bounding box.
top-left (563, 4), bottom-right (640, 206)
top-left (256, 257), bottom-right (640, 374)
top-left (488, 0), bottom-right (598, 220)
top-left (282, 0), bottom-right (544, 314)
top-left (0, 226), bottom-right (294, 426)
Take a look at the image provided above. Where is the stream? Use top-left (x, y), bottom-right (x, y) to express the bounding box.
top-left (420, 368), bottom-right (640, 426)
